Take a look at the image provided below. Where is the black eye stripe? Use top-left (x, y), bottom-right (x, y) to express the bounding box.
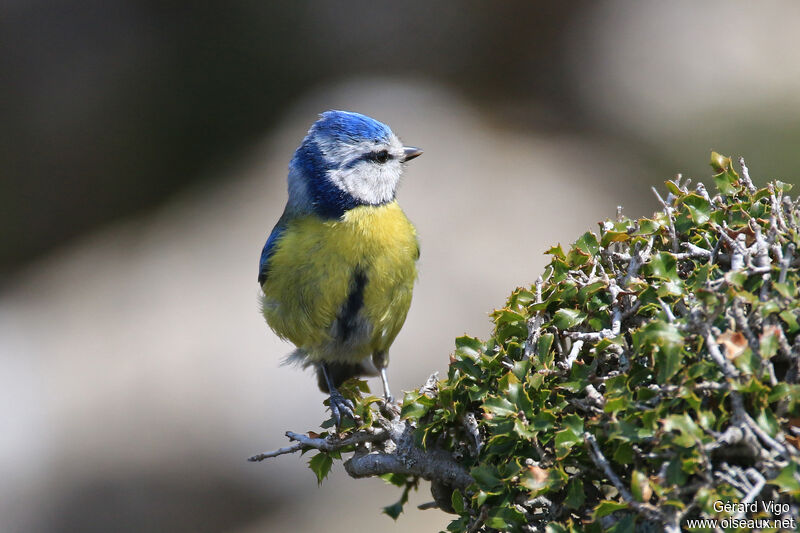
top-left (364, 149), bottom-right (391, 164)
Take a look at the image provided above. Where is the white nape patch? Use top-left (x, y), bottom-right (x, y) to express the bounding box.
top-left (320, 133), bottom-right (406, 205)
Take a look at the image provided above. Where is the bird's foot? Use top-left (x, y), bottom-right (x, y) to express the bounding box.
top-left (328, 389), bottom-right (355, 427)
top-left (379, 398), bottom-right (401, 419)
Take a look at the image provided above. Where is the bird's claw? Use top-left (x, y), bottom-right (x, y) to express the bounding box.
top-left (328, 390), bottom-right (355, 426)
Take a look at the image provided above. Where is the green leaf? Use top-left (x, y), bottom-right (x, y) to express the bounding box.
top-left (401, 392), bottom-right (434, 419)
top-left (755, 407), bottom-right (779, 436)
top-left (780, 310), bottom-right (800, 333)
top-left (613, 442), bottom-right (634, 464)
top-left (574, 231), bottom-right (600, 255)
top-left (562, 413), bottom-right (584, 435)
top-left (308, 452), bottom-right (333, 484)
top-left (662, 413), bottom-right (703, 447)
top-left (631, 470), bottom-right (649, 502)
top-left (578, 280), bottom-right (607, 305)
top-left (564, 478), bottom-right (585, 510)
top-left (382, 481), bottom-right (414, 521)
top-left (552, 308), bottom-right (588, 330)
top-left (483, 396), bottom-right (517, 417)
top-left (774, 180), bottom-right (793, 192)
top-left (647, 252), bottom-right (680, 282)
top-left (601, 231), bottom-right (630, 248)
top-left (554, 427), bottom-right (582, 459)
top-left (634, 218), bottom-right (662, 235)
top-left (545, 243), bottom-right (566, 259)
top-left (382, 501), bottom-right (404, 520)
top-left (531, 410), bottom-right (557, 431)
top-left (492, 308), bottom-right (526, 325)
top-left (774, 282), bottom-right (794, 299)
top-left (485, 516), bottom-right (508, 529)
top-left (454, 335), bottom-right (483, 358)
top-left (471, 465), bottom-right (503, 491)
top-left (666, 459), bottom-right (687, 485)
top-left (594, 500), bottom-right (628, 518)
top-left (771, 462), bottom-right (800, 492)
top-left (681, 193), bottom-right (712, 224)
top-left (380, 473), bottom-right (409, 487)
top-left (656, 341), bottom-right (684, 384)
top-left (760, 327), bottom-right (780, 358)
top-left (451, 489), bottom-right (465, 514)
top-left (609, 514), bottom-right (635, 533)
top-left (710, 151), bottom-right (741, 194)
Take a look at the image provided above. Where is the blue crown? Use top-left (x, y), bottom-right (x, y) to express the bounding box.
top-left (311, 110), bottom-right (392, 144)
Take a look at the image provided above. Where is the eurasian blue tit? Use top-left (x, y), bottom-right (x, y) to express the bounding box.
top-left (258, 111), bottom-right (422, 424)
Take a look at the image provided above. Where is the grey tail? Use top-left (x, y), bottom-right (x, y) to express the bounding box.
top-left (316, 362), bottom-right (366, 393)
top-left (282, 349), bottom-right (311, 367)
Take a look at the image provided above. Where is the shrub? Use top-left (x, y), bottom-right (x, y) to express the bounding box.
top-left (254, 153), bottom-right (800, 532)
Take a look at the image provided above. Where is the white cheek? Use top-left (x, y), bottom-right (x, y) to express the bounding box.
top-left (329, 161), bottom-right (402, 205)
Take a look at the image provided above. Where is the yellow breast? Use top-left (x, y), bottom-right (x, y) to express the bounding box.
top-left (261, 201), bottom-right (418, 363)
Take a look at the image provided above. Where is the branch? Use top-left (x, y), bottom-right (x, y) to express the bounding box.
top-left (652, 187), bottom-right (679, 253)
top-left (249, 409), bottom-right (474, 490)
top-left (738, 157), bottom-right (756, 193)
top-left (248, 428), bottom-right (388, 462)
top-left (584, 433), bottom-right (663, 522)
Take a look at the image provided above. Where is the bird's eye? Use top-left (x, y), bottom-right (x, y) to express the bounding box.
top-left (374, 150), bottom-right (390, 164)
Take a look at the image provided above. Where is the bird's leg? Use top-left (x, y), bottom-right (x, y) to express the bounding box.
top-left (319, 362), bottom-right (354, 426)
top-left (379, 367), bottom-right (394, 403)
top-left (372, 351), bottom-right (394, 403)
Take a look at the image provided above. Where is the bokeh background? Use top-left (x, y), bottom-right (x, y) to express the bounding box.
top-left (2, 2), bottom-right (800, 532)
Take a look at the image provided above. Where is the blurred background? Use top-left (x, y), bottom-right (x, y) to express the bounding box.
top-left (2, 2), bottom-right (800, 532)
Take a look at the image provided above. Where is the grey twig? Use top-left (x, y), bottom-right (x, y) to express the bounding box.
top-left (696, 182), bottom-right (713, 205)
top-left (585, 384), bottom-right (606, 408)
top-left (584, 433), bottom-right (662, 521)
top-left (417, 501), bottom-right (439, 510)
top-left (738, 157), bottom-right (756, 193)
top-left (461, 411), bottom-right (482, 455)
top-left (732, 234), bottom-right (747, 271)
top-left (564, 339), bottom-right (584, 369)
top-left (769, 184), bottom-right (789, 232)
top-left (658, 298), bottom-right (676, 323)
top-left (420, 372), bottom-right (440, 398)
top-left (712, 223), bottom-right (748, 271)
top-left (749, 222), bottom-right (772, 301)
top-left (732, 298), bottom-right (761, 362)
top-left (566, 278), bottom-right (622, 342)
top-left (702, 326), bottom-right (739, 379)
top-left (622, 237), bottom-right (654, 286)
top-left (780, 243), bottom-right (795, 284)
top-left (247, 441), bottom-right (305, 461)
top-left (678, 242), bottom-right (712, 259)
top-left (742, 413), bottom-right (791, 458)
top-left (466, 506), bottom-right (488, 533)
top-left (652, 187), bottom-right (679, 253)
top-left (525, 276), bottom-right (545, 359)
top-left (734, 468), bottom-right (765, 519)
top-left (247, 429), bottom-right (387, 462)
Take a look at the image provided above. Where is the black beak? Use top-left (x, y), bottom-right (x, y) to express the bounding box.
top-left (402, 146), bottom-right (423, 162)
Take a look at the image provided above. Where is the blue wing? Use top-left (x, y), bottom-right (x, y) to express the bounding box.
top-left (258, 219), bottom-right (287, 285)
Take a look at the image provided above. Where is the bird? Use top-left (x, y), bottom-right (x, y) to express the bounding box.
top-left (258, 110), bottom-right (423, 425)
